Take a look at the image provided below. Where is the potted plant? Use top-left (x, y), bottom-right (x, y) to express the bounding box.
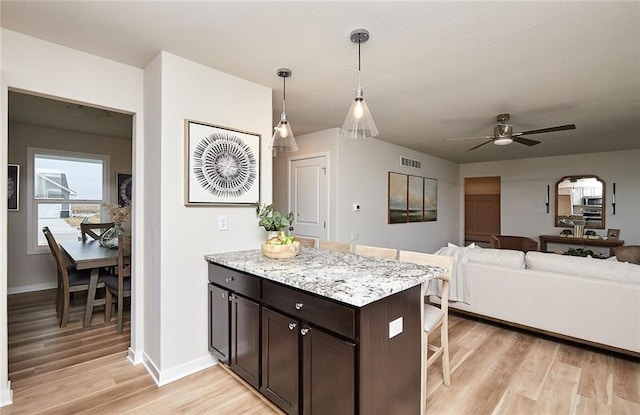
top-left (255, 203), bottom-right (294, 236)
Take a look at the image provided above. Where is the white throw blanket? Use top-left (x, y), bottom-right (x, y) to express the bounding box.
top-left (427, 243), bottom-right (476, 304)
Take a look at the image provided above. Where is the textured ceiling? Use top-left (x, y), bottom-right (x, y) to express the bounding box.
top-left (2, 1), bottom-right (639, 164)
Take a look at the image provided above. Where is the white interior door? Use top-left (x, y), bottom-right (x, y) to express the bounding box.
top-left (289, 155), bottom-right (328, 241)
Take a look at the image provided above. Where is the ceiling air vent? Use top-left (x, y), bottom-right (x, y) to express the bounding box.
top-left (401, 157), bottom-right (421, 169)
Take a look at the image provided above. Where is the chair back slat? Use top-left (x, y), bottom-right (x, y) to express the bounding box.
top-left (318, 240), bottom-right (351, 253)
top-left (81, 222), bottom-right (115, 242)
top-left (118, 235), bottom-right (132, 280)
top-left (295, 236), bottom-right (317, 248)
top-left (354, 244), bottom-right (397, 259)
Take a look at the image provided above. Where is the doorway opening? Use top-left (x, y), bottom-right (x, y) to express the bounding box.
top-left (6, 90), bottom-right (134, 382)
top-left (464, 177), bottom-right (501, 247)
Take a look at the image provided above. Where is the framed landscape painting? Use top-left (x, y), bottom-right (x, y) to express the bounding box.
top-left (185, 119), bottom-right (260, 206)
top-left (388, 172), bottom-right (437, 224)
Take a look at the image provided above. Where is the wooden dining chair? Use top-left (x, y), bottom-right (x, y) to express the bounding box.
top-left (80, 222), bottom-right (115, 243)
top-left (104, 235), bottom-right (132, 333)
top-left (398, 250), bottom-right (453, 386)
top-left (353, 244), bottom-right (397, 259)
top-left (42, 226), bottom-right (106, 327)
top-left (318, 240), bottom-right (352, 253)
top-left (295, 236), bottom-right (317, 248)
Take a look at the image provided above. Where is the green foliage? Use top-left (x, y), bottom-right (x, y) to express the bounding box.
top-left (255, 203), bottom-right (295, 232)
top-left (562, 247), bottom-right (608, 259)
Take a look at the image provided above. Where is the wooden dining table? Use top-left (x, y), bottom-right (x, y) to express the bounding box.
top-left (59, 239), bottom-right (119, 327)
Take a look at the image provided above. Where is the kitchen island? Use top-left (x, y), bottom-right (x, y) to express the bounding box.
top-left (205, 247), bottom-right (443, 415)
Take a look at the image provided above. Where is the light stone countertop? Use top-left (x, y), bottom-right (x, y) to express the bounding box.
top-left (205, 247), bottom-right (444, 307)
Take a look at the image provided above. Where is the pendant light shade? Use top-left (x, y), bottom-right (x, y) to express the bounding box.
top-left (340, 29), bottom-right (379, 139)
top-left (268, 68), bottom-right (298, 153)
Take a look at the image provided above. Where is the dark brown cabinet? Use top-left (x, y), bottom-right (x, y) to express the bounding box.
top-left (230, 294), bottom-right (260, 389)
top-left (208, 284), bottom-right (230, 364)
top-left (261, 307), bottom-right (299, 415)
top-left (261, 306), bottom-right (355, 415)
top-left (302, 325), bottom-right (355, 415)
top-left (208, 262), bottom-right (422, 415)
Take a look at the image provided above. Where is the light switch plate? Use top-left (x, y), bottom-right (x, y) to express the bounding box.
top-left (217, 216), bottom-right (228, 231)
top-left (389, 317), bottom-right (403, 339)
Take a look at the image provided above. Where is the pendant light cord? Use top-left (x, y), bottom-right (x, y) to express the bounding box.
top-left (282, 73), bottom-right (287, 115)
top-left (357, 38), bottom-right (362, 87)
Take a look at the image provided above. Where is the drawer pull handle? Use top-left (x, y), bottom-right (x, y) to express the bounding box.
top-left (288, 323), bottom-right (297, 330)
top-left (295, 302), bottom-right (304, 310)
top-left (221, 293), bottom-right (226, 299)
top-left (300, 328), bottom-right (310, 336)
top-left (225, 276), bottom-right (236, 282)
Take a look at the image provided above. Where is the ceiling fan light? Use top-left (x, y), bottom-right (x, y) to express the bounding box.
top-left (493, 124), bottom-right (513, 145)
top-left (493, 137), bottom-right (513, 145)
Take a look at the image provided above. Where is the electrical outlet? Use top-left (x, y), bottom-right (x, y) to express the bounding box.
top-left (351, 232), bottom-right (359, 241)
top-left (217, 216), bottom-right (228, 231)
top-left (389, 317), bottom-right (403, 339)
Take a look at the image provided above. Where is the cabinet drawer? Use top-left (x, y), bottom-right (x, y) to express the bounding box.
top-left (262, 281), bottom-right (355, 339)
top-left (208, 263), bottom-right (260, 300)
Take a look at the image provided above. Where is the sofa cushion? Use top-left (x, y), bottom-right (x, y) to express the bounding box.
top-left (466, 248), bottom-right (525, 269)
top-left (526, 251), bottom-right (640, 284)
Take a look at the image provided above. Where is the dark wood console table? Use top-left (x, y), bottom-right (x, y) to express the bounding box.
top-left (539, 234), bottom-right (624, 255)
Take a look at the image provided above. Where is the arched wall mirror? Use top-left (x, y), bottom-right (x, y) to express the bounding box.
top-left (555, 175), bottom-right (606, 229)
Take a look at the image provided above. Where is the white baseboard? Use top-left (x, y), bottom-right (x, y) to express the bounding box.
top-left (7, 282), bottom-right (57, 295)
top-left (141, 352), bottom-right (218, 387)
top-left (0, 381), bottom-right (13, 407)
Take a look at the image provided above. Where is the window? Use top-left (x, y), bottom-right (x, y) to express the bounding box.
top-left (28, 148), bottom-right (110, 253)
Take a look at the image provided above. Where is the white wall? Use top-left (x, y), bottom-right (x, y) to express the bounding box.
top-left (7, 123), bottom-right (132, 293)
top-left (143, 52), bottom-right (272, 384)
top-left (460, 149), bottom-right (640, 245)
top-left (1, 28), bottom-right (144, 405)
top-left (336, 137), bottom-right (460, 253)
top-left (275, 128), bottom-right (461, 254)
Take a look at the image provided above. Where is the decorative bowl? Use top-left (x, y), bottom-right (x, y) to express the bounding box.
top-left (261, 241), bottom-right (300, 259)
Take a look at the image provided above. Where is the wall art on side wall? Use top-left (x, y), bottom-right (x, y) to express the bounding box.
top-left (388, 171), bottom-right (437, 224)
top-left (116, 172), bottom-right (132, 207)
top-left (185, 120), bottom-right (260, 206)
top-left (8, 164), bottom-right (19, 211)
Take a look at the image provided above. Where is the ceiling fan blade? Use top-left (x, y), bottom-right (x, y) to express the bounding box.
top-left (467, 139), bottom-right (493, 151)
top-left (519, 124), bottom-right (576, 136)
top-left (445, 135), bottom-right (493, 142)
top-left (513, 136), bottom-right (541, 146)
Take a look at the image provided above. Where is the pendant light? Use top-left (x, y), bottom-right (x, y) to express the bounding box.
top-left (268, 68), bottom-right (298, 153)
top-left (340, 28), bottom-right (379, 139)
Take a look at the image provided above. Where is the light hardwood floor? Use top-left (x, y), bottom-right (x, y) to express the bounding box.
top-left (1, 289), bottom-right (638, 414)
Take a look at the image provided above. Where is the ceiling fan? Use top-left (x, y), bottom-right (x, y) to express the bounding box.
top-left (446, 113), bottom-right (576, 151)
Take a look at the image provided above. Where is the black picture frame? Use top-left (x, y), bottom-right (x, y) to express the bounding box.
top-left (607, 228), bottom-right (620, 240)
top-left (8, 164), bottom-right (19, 211)
top-left (116, 172), bottom-right (132, 207)
top-left (184, 119), bottom-right (261, 206)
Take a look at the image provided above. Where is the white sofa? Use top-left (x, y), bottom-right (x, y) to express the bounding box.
top-left (434, 247), bottom-right (640, 356)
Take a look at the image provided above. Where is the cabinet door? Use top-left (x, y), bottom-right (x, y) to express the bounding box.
top-left (230, 294), bottom-right (260, 389)
top-left (208, 284), bottom-right (230, 364)
top-left (302, 326), bottom-right (355, 415)
top-left (261, 308), bottom-right (299, 415)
